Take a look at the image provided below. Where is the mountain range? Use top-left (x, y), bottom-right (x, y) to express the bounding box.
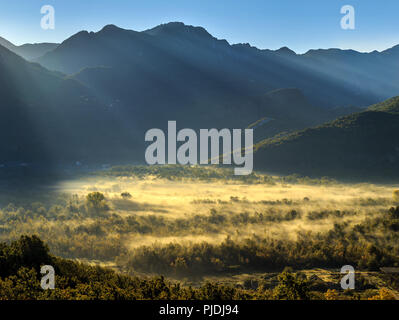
top-left (34, 23), bottom-right (399, 109)
top-left (1, 22), bottom-right (398, 180)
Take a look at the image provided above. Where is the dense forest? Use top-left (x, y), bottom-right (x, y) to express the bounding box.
top-left (0, 235), bottom-right (396, 300)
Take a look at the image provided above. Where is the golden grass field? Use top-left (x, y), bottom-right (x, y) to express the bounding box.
top-left (55, 174), bottom-right (398, 248)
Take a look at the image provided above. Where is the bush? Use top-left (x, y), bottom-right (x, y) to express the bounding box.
top-left (121, 192), bottom-right (132, 199)
top-left (273, 271), bottom-right (310, 300)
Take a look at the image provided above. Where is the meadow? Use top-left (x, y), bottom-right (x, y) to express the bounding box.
top-left (1, 165), bottom-right (399, 299)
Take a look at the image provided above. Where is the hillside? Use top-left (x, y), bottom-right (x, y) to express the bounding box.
top-left (0, 44), bottom-right (139, 169)
top-left (254, 96), bottom-right (399, 180)
top-left (0, 36), bottom-right (58, 60)
top-left (249, 88), bottom-right (351, 142)
top-left (0, 36), bottom-right (15, 51)
top-left (368, 96), bottom-right (399, 114)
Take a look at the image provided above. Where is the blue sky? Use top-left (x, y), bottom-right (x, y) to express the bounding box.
top-left (0, 0), bottom-right (398, 53)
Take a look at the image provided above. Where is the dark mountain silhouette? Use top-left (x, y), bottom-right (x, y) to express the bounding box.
top-left (0, 39), bottom-right (349, 176)
top-left (34, 23), bottom-right (355, 138)
top-left (3, 22), bottom-right (399, 181)
top-left (0, 36), bottom-right (58, 60)
top-left (0, 44), bottom-right (139, 170)
top-left (35, 22), bottom-right (391, 109)
top-left (254, 96), bottom-right (399, 181)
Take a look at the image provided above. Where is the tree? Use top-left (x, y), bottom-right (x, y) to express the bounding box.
top-left (121, 192), bottom-right (132, 199)
top-left (389, 206), bottom-right (399, 219)
top-left (85, 192), bottom-right (108, 214)
top-left (273, 271), bottom-right (310, 300)
top-left (393, 190), bottom-right (399, 203)
top-left (86, 192), bottom-right (105, 205)
top-left (0, 235), bottom-right (53, 279)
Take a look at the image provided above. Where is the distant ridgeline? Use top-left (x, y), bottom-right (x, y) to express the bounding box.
top-left (0, 22), bottom-right (399, 180)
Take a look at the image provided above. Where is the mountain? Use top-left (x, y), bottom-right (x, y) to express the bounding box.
top-left (248, 88), bottom-right (356, 142)
top-left (299, 47), bottom-right (399, 102)
top-left (13, 43), bottom-right (59, 60)
top-left (0, 36), bottom-right (15, 51)
top-left (35, 22), bottom-right (389, 109)
top-left (254, 96), bottom-right (399, 181)
top-left (0, 36), bottom-right (58, 60)
top-left (0, 43), bottom-right (139, 169)
top-left (3, 22), bottom-right (399, 181)
top-left (33, 23), bottom-right (357, 140)
top-left (0, 39), bottom-right (351, 175)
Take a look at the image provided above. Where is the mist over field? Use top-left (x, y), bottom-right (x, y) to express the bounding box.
top-left (2, 165), bottom-right (399, 300)
top-left (55, 173), bottom-right (397, 246)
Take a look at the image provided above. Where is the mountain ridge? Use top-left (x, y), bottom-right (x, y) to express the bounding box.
top-left (35, 22), bottom-right (393, 109)
top-left (0, 36), bottom-right (58, 60)
top-left (254, 96), bottom-right (399, 180)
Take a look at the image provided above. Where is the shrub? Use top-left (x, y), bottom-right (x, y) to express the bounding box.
top-left (121, 192), bottom-right (132, 199)
top-left (273, 271), bottom-right (310, 300)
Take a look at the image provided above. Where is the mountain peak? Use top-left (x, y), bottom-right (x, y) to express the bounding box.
top-left (144, 22), bottom-right (213, 39)
top-left (275, 46), bottom-right (296, 55)
top-left (100, 24), bottom-right (125, 33)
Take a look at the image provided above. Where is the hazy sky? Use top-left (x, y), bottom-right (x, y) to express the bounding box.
top-left (0, 0), bottom-right (398, 53)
